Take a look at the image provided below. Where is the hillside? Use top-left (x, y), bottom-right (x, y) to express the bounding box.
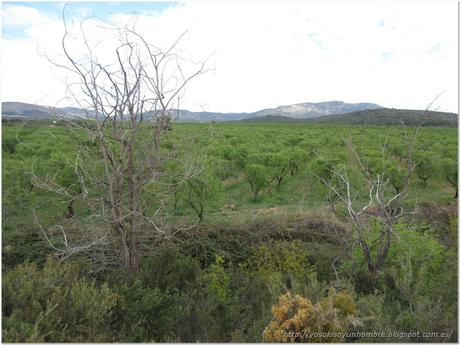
top-left (302, 108), bottom-right (458, 127)
top-left (2, 102), bottom-right (53, 118)
top-left (2, 101), bottom-right (382, 122)
top-left (4, 102), bottom-right (456, 127)
top-left (238, 115), bottom-right (296, 122)
top-left (251, 100), bottom-right (382, 119)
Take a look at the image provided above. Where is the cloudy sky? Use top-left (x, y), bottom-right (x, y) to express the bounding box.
top-left (1, 1), bottom-right (458, 113)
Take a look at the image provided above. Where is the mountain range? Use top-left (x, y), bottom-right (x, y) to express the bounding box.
top-left (241, 109), bottom-right (458, 127)
top-left (2, 101), bottom-right (382, 122)
top-left (2, 101), bottom-right (457, 127)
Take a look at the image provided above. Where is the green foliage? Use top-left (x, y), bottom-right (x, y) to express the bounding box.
top-left (386, 161), bottom-right (405, 193)
top-left (188, 255), bottom-right (234, 342)
top-left (201, 254), bottom-right (231, 303)
top-left (385, 226), bottom-right (444, 306)
top-left (311, 157), bottom-right (341, 182)
top-left (390, 142), bottom-right (407, 161)
top-left (178, 169), bottom-right (222, 221)
top-left (346, 221), bottom-right (444, 300)
top-left (243, 240), bottom-right (311, 285)
top-left (114, 280), bottom-right (182, 342)
top-left (2, 230), bottom-right (50, 270)
top-left (262, 152), bottom-right (290, 186)
top-left (415, 153), bottom-right (436, 185)
top-left (353, 292), bottom-right (394, 341)
top-left (2, 257), bottom-right (120, 342)
top-left (139, 243), bottom-right (201, 292)
top-left (364, 157), bottom-right (406, 193)
top-left (442, 158), bottom-right (458, 197)
top-left (245, 163), bottom-right (268, 201)
top-left (233, 146), bottom-right (249, 168)
top-left (2, 155), bottom-right (31, 201)
top-left (287, 148), bottom-right (308, 175)
top-left (3, 134), bottom-right (19, 154)
top-left (213, 144), bottom-right (234, 160)
top-left (207, 156), bottom-right (233, 180)
top-left (310, 157), bottom-right (350, 208)
top-left (2, 121), bottom-right (458, 343)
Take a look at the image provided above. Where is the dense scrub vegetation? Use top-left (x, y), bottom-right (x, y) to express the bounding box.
top-left (2, 120), bottom-right (458, 342)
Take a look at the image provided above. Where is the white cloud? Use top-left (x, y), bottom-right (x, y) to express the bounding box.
top-left (2, 4), bottom-right (52, 27)
top-left (1, 1), bottom-right (458, 113)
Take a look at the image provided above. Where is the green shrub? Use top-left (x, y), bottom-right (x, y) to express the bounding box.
top-left (2, 257), bottom-right (120, 342)
top-left (114, 280), bottom-right (182, 342)
top-left (242, 240), bottom-right (312, 287)
top-left (385, 226), bottom-right (444, 302)
top-left (354, 292), bottom-right (394, 341)
top-left (202, 255), bottom-right (231, 303)
top-left (185, 255), bottom-right (234, 342)
top-left (139, 243), bottom-right (201, 292)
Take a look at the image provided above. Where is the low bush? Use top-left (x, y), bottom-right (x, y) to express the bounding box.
top-left (2, 257), bottom-right (121, 342)
top-left (263, 289), bottom-right (359, 342)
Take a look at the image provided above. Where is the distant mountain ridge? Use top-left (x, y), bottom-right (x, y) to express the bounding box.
top-left (239, 108), bottom-right (458, 127)
top-left (302, 108), bottom-right (458, 127)
top-left (3, 101), bottom-right (456, 127)
top-left (2, 100), bottom-right (382, 122)
top-left (251, 101), bottom-right (381, 119)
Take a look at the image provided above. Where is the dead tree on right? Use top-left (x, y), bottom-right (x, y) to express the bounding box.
top-left (314, 97), bottom-right (444, 276)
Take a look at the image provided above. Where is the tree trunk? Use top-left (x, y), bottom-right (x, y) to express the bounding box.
top-left (129, 238), bottom-right (139, 273)
top-left (376, 233), bottom-right (391, 272)
top-left (126, 130), bottom-right (140, 274)
top-left (121, 240), bottom-right (139, 274)
top-left (121, 241), bottom-right (131, 272)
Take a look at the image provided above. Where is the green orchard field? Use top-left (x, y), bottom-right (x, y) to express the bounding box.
top-left (4, 121), bottom-right (457, 230)
top-left (2, 119), bottom-right (458, 342)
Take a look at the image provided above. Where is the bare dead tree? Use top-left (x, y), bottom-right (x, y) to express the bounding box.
top-left (314, 98), bottom-right (443, 277)
top-left (30, 9), bottom-right (207, 273)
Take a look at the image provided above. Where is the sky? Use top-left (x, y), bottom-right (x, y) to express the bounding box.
top-left (1, 1), bottom-right (458, 113)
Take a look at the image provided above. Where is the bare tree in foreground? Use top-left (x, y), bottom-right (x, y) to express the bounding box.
top-left (31, 11), bottom-right (206, 273)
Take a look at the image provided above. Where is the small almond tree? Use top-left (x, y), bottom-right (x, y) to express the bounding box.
top-left (180, 169), bottom-right (221, 222)
top-left (245, 164), bottom-right (268, 202)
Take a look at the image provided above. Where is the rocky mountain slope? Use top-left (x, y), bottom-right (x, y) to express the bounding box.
top-left (2, 101), bottom-right (382, 122)
top-left (251, 101), bottom-right (381, 119)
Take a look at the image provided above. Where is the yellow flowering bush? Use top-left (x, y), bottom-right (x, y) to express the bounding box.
top-left (263, 289), bottom-right (359, 342)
